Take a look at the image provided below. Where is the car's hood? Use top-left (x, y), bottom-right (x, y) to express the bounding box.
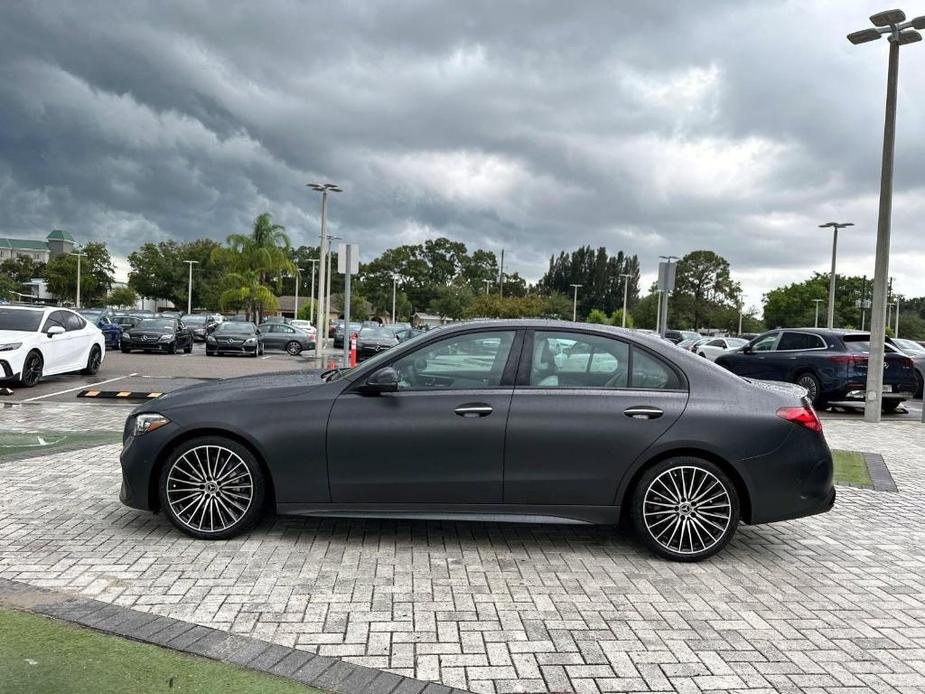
top-left (0, 329), bottom-right (35, 344)
top-left (136, 370), bottom-right (326, 412)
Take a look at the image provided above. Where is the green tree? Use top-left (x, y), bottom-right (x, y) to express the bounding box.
top-left (128, 239), bottom-right (226, 310)
top-left (429, 284), bottom-right (474, 320)
top-left (763, 273), bottom-right (876, 330)
top-left (0, 271), bottom-right (17, 301)
top-left (1, 256), bottom-right (45, 284)
top-left (107, 286), bottom-right (138, 308)
top-left (218, 270), bottom-right (278, 320)
top-left (586, 308), bottom-right (609, 324)
top-left (43, 242), bottom-right (114, 305)
top-left (610, 309), bottom-right (634, 328)
top-left (538, 246), bottom-right (641, 317)
top-left (670, 250), bottom-right (741, 330)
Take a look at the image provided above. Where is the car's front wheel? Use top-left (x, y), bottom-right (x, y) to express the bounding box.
top-left (159, 436), bottom-right (265, 540)
top-left (285, 341), bottom-right (302, 356)
top-left (82, 345), bottom-right (102, 375)
top-left (18, 351), bottom-right (43, 387)
top-left (795, 372), bottom-right (824, 408)
top-left (631, 457), bottom-right (740, 562)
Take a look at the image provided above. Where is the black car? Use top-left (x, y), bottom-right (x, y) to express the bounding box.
top-left (259, 321), bottom-right (314, 355)
top-left (206, 322), bottom-right (264, 357)
top-left (120, 320), bottom-right (835, 562)
top-left (664, 329), bottom-right (700, 345)
top-left (120, 318), bottom-right (194, 354)
top-left (112, 314), bottom-right (143, 331)
top-left (333, 322), bottom-right (363, 349)
top-left (181, 314), bottom-right (216, 341)
top-left (355, 327), bottom-right (400, 361)
top-left (715, 328), bottom-right (918, 411)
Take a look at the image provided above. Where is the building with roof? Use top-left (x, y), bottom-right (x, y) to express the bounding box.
top-left (0, 230), bottom-right (76, 263)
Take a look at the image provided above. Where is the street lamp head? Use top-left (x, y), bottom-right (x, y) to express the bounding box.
top-left (911, 15), bottom-right (925, 29)
top-left (870, 9), bottom-right (906, 27)
top-left (848, 28), bottom-right (883, 44)
top-left (892, 29), bottom-right (922, 44)
top-left (819, 222), bottom-right (854, 229)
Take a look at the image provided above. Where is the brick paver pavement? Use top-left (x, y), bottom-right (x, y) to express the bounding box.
top-left (1, 403), bottom-right (924, 693)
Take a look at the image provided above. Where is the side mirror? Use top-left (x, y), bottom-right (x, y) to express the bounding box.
top-left (255, 328), bottom-right (261, 335)
top-left (363, 367), bottom-right (399, 394)
top-left (743, 345), bottom-right (753, 354)
top-left (47, 325), bottom-right (65, 337)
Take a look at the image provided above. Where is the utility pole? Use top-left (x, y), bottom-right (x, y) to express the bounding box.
top-left (70, 250), bottom-right (87, 308)
top-left (570, 283), bottom-right (582, 322)
top-left (183, 260), bottom-right (199, 315)
top-left (819, 222), bottom-right (854, 328)
top-left (812, 299), bottom-right (824, 328)
top-left (847, 9), bottom-right (923, 422)
top-left (499, 249), bottom-right (505, 300)
top-left (619, 273), bottom-right (631, 328)
top-left (307, 183), bottom-right (342, 364)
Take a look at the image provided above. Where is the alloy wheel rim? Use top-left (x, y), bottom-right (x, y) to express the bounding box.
top-left (798, 375), bottom-right (817, 400)
top-left (89, 349), bottom-right (101, 370)
top-left (643, 466), bottom-right (731, 555)
top-left (24, 355), bottom-right (42, 385)
top-left (165, 445), bottom-right (253, 533)
top-left (287, 342), bottom-right (300, 355)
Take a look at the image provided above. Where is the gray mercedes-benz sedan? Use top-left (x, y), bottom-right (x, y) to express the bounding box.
top-left (119, 320), bottom-right (834, 561)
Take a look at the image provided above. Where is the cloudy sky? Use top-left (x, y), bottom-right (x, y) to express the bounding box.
top-left (2, 1), bottom-right (924, 309)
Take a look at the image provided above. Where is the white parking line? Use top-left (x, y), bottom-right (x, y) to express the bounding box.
top-left (19, 373), bottom-right (139, 402)
top-left (261, 355), bottom-right (271, 360)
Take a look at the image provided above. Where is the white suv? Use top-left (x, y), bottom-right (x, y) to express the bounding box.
top-left (0, 305), bottom-right (106, 387)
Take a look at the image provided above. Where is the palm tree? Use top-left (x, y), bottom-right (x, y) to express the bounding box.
top-left (218, 270), bottom-right (278, 321)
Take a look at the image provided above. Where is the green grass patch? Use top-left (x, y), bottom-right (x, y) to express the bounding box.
top-left (832, 449), bottom-right (873, 487)
top-left (0, 431), bottom-right (122, 462)
top-left (0, 608), bottom-right (322, 693)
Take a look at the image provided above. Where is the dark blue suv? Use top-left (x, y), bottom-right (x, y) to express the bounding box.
top-left (715, 328), bottom-right (917, 412)
top-left (78, 308), bottom-right (122, 349)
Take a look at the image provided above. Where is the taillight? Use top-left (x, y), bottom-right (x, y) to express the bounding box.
top-left (829, 355), bottom-right (865, 364)
top-left (777, 406), bottom-right (823, 433)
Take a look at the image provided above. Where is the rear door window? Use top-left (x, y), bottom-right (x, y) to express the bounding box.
top-left (777, 332), bottom-right (826, 351)
top-left (64, 312), bottom-right (86, 331)
top-left (750, 333), bottom-right (779, 352)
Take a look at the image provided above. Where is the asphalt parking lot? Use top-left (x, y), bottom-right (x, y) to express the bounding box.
top-left (0, 341), bottom-right (327, 404)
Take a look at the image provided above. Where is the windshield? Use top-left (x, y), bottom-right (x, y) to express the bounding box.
top-left (78, 310), bottom-right (102, 318)
top-left (183, 315), bottom-right (207, 324)
top-left (360, 328), bottom-right (392, 338)
top-left (843, 336), bottom-right (899, 354)
top-left (138, 319), bottom-right (175, 330)
top-left (217, 322), bottom-right (255, 334)
top-left (726, 338), bottom-right (748, 349)
top-left (0, 308), bottom-right (44, 332)
top-left (894, 338), bottom-right (925, 354)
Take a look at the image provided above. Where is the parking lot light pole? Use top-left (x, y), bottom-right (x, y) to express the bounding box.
top-left (570, 284), bottom-right (582, 322)
top-left (812, 299), bottom-right (824, 328)
top-left (326, 235), bottom-right (341, 330)
top-left (183, 260), bottom-right (199, 315)
top-left (293, 267), bottom-right (303, 320)
top-left (620, 273), bottom-right (631, 328)
top-left (69, 250), bottom-right (87, 308)
top-left (818, 222), bottom-right (853, 328)
top-left (307, 183), bottom-right (342, 362)
top-left (894, 299), bottom-right (900, 336)
top-left (306, 259), bottom-right (319, 324)
top-left (847, 9), bottom-right (923, 422)
top-left (482, 278), bottom-right (491, 295)
top-left (391, 275), bottom-right (400, 323)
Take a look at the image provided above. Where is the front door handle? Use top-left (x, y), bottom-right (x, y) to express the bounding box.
top-left (624, 406), bottom-right (663, 420)
top-left (455, 403), bottom-right (493, 418)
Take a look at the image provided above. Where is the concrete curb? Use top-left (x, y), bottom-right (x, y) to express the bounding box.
top-left (0, 577), bottom-right (468, 694)
top-left (862, 450), bottom-right (898, 492)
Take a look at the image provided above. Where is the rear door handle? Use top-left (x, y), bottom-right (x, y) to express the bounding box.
top-left (455, 403), bottom-right (493, 418)
top-left (624, 406), bottom-right (663, 420)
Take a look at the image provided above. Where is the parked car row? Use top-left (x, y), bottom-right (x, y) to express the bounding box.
top-left (206, 321), bottom-right (315, 357)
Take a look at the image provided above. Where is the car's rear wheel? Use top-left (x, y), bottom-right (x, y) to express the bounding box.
top-left (631, 457), bottom-right (740, 562)
top-left (82, 345), bottom-right (102, 375)
top-left (285, 341), bottom-right (302, 356)
top-left (121, 346), bottom-right (131, 354)
top-left (18, 351), bottom-right (43, 387)
top-left (795, 372), bottom-right (823, 408)
top-left (159, 437), bottom-right (265, 540)
top-left (915, 371), bottom-right (924, 399)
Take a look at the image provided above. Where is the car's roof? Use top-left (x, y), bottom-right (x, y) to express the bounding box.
top-left (1, 304), bottom-right (57, 314)
top-left (764, 327), bottom-right (869, 337)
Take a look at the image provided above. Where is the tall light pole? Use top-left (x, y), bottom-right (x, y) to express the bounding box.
top-left (847, 9), bottom-right (923, 422)
top-left (326, 234), bottom-right (341, 327)
top-left (658, 255), bottom-right (679, 337)
top-left (183, 260), bottom-right (199, 315)
top-left (812, 298), bottom-right (824, 328)
top-left (818, 222), bottom-right (853, 328)
top-left (482, 279), bottom-right (491, 294)
top-left (570, 284), bottom-right (582, 322)
top-left (307, 182), bottom-right (342, 362)
top-left (894, 299), bottom-right (901, 337)
top-left (293, 267), bottom-right (303, 320)
top-left (619, 273), bottom-right (631, 328)
top-left (306, 259), bottom-right (319, 324)
top-left (391, 275), bottom-right (400, 323)
top-left (70, 250), bottom-right (87, 308)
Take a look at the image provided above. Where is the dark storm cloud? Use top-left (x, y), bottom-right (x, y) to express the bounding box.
top-left (1, 0), bottom-right (924, 303)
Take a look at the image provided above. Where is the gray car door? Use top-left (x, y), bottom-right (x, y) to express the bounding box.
top-left (503, 329), bottom-right (689, 506)
top-left (326, 329), bottom-right (520, 503)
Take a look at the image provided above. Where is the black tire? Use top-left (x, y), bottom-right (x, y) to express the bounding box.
top-left (285, 341), bottom-right (302, 356)
top-left (795, 372), bottom-right (824, 408)
top-left (121, 347), bottom-right (131, 354)
top-left (631, 457), bottom-right (740, 562)
top-left (882, 401), bottom-right (903, 413)
top-left (915, 371), bottom-right (924, 399)
top-left (158, 436), bottom-right (266, 540)
top-left (82, 345), bottom-right (102, 375)
top-left (184, 344), bottom-right (193, 354)
top-left (168, 341), bottom-right (178, 355)
top-left (18, 351), bottom-right (43, 387)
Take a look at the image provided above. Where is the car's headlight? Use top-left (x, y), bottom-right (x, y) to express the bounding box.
top-left (243, 337), bottom-right (257, 345)
top-left (157, 335), bottom-right (173, 343)
top-left (133, 413), bottom-right (170, 436)
top-left (0, 342), bottom-right (23, 352)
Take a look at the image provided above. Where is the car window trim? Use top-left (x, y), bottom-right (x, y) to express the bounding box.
top-left (518, 328), bottom-right (688, 392)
